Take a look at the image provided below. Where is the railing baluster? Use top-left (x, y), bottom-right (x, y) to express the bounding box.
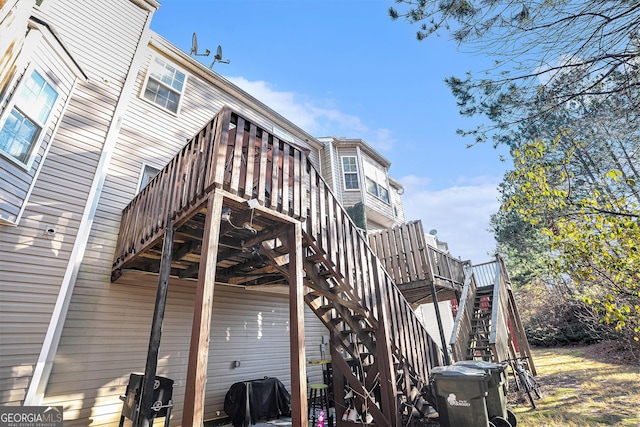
top-left (229, 117), bottom-right (245, 194)
top-left (269, 139), bottom-right (280, 209)
top-left (281, 145), bottom-right (290, 214)
top-left (293, 149), bottom-right (302, 219)
top-left (244, 123), bottom-right (257, 199)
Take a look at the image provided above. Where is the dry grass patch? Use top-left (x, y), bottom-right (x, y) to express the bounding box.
top-left (509, 345), bottom-right (640, 426)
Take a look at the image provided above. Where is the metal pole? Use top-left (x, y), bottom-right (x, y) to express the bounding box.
top-left (429, 280), bottom-right (451, 365)
top-left (136, 220), bottom-right (174, 427)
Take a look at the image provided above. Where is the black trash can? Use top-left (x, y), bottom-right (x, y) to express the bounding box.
top-left (454, 360), bottom-right (511, 424)
top-left (429, 365), bottom-right (490, 427)
top-left (121, 373), bottom-right (174, 423)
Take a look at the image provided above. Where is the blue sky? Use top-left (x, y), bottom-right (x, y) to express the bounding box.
top-left (151, 0), bottom-right (510, 263)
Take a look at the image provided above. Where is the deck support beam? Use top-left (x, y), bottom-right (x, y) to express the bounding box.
top-left (182, 191), bottom-right (224, 427)
top-left (288, 222), bottom-right (308, 426)
top-left (136, 218), bottom-right (174, 427)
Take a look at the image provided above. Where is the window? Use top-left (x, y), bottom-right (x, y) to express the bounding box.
top-left (342, 156), bottom-right (360, 190)
top-left (142, 57), bottom-right (186, 114)
top-left (139, 164), bottom-right (161, 191)
top-left (363, 160), bottom-right (390, 203)
top-left (0, 71), bottom-right (58, 167)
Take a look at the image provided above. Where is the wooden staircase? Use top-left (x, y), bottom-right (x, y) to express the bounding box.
top-left (112, 106), bottom-right (449, 425)
top-left (467, 286), bottom-right (494, 360)
top-left (450, 258), bottom-right (535, 372)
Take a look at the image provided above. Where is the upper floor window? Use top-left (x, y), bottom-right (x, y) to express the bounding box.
top-left (142, 57), bottom-right (186, 114)
top-left (342, 156), bottom-right (360, 190)
top-left (363, 160), bottom-right (390, 203)
top-left (0, 71), bottom-right (58, 168)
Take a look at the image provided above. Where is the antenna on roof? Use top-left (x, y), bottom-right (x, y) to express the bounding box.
top-left (190, 32), bottom-right (210, 57)
top-left (210, 45), bottom-right (231, 69)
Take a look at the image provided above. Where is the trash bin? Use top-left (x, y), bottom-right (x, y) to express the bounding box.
top-left (120, 373), bottom-right (174, 424)
top-left (429, 365), bottom-right (490, 427)
top-left (454, 360), bottom-right (512, 425)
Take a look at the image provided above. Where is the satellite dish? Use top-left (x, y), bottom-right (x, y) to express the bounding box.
top-left (428, 229), bottom-right (438, 236)
top-left (210, 45), bottom-right (231, 68)
top-left (190, 32), bottom-right (210, 57)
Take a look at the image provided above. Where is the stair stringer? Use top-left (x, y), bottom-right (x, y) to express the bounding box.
top-left (264, 165), bottom-right (446, 425)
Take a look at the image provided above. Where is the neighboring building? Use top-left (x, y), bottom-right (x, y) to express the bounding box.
top-left (318, 136), bottom-right (405, 232)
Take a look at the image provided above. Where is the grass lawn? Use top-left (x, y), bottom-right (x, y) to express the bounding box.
top-left (508, 345), bottom-right (640, 426)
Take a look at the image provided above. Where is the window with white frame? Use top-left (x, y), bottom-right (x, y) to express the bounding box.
top-left (0, 70), bottom-right (58, 167)
top-left (363, 159), bottom-right (390, 203)
top-left (341, 156), bottom-right (360, 190)
top-left (142, 56), bottom-right (186, 114)
top-left (138, 164), bottom-right (161, 191)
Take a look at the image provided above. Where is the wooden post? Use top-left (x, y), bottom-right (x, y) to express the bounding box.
top-left (288, 222), bottom-right (308, 426)
top-left (182, 192), bottom-right (224, 427)
top-left (136, 220), bottom-right (174, 427)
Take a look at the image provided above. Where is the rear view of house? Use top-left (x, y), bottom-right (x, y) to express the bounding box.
top-left (0, 1), bottom-right (532, 426)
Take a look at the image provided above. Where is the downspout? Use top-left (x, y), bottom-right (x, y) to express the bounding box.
top-left (24, 9), bottom-right (156, 405)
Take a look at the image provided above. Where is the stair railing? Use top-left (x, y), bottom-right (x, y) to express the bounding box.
top-left (489, 256), bottom-right (511, 363)
top-left (449, 263), bottom-right (477, 362)
top-left (304, 163), bottom-right (444, 382)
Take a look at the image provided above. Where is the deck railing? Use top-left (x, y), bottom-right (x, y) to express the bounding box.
top-left (369, 221), bottom-right (465, 291)
top-left (113, 107), bottom-right (308, 267)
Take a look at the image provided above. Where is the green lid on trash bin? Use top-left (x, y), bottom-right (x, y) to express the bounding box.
top-left (454, 360), bottom-right (503, 371)
top-left (430, 365), bottom-right (491, 381)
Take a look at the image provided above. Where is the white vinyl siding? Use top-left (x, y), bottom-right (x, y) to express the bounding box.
top-left (334, 146), bottom-right (361, 208)
top-left (0, 28), bottom-right (77, 225)
top-left (0, 0), bottom-right (150, 407)
top-left (42, 276), bottom-right (327, 426)
top-left (36, 0), bottom-right (148, 82)
top-left (390, 183), bottom-right (406, 227)
top-left (416, 302), bottom-right (455, 352)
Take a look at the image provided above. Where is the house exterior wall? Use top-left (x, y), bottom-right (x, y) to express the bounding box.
top-left (0, 0), bottom-right (327, 422)
top-left (416, 301), bottom-right (455, 352)
top-left (40, 274), bottom-right (326, 426)
top-left (0, 25), bottom-right (81, 224)
top-left (389, 180), bottom-right (405, 227)
top-left (318, 138), bottom-right (335, 197)
top-left (0, 0), bottom-right (31, 101)
top-left (0, 0), bottom-right (152, 406)
top-left (320, 137), bottom-right (402, 231)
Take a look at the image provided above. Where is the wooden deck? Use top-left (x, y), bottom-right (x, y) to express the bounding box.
top-left (111, 106), bottom-right (454, 426)
top-left (369, 220), bottom-right (465, 306)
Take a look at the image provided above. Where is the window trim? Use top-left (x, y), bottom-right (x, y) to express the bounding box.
top-left (140, 55), bottom-right (187, 115)
top-left (0, 66), bottom-right (59, 170)
top-left (137, 163), bottom-right (162, 193)
top-left (341, 155), bottom-right (360, 191)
